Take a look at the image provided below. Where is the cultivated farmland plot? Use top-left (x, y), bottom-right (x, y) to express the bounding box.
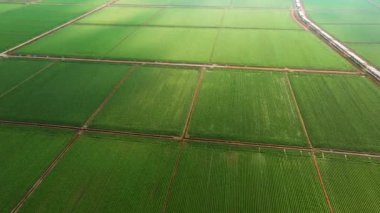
top-left (189, 70), bottom-right (307, 146)
top-left (1, 0), bottom-right (380, 212)
top-left (0, 125), bottom-right (74, 213)
top-left (290, 74), bottom-right (380, 152)
top-left (0, 59), bottom-right (51, 95)
top-left (0, 61), bottom-right (131, 126)
top-left (0, 3), bottom-right (97, 51)
top-left (167, 143), bottom-right (328, 212)
top-left (318, 154), bottom-right (380, 212)
top-left (91, 66), bottom-right (199, 135)
top-left (19, 133), bottom-right (180, 212)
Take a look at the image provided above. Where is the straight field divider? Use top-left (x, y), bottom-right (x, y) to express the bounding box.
top-left (2, 119), bottom-right (380, 159)
top-left (162, 68), bottom-right (205, 212)
top-left (0, 62), bottom-right (56, 99)
top-left (181, 68), bottom-right (206, 139)
top-left (7, 55), bottom-right (362, 76)
top-left (82, 65), bottom-right (137, 128)
top-left (208, 8), bottom-right (227, 63)
top-left (1, 0), bottom-right (119, 56)
top-left (285, 73), bottom-right (313, 148)
top-left (285, 73), bottom-right (334, 213)
top-left (10, 65), bottom-right (137, 213)
top-left (161, 142), bottom-right (186, 213)
top-left (10, 132), bottom-right (83, 213)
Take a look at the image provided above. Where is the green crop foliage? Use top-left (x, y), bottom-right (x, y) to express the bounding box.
top-left (92, 67), bottom-right (199, 135)
top-left (189, 70), bottom-right (307, 146)
top-left (108, 27), bottom-right (218, 63)
top-left (303, 0), bottom-right (376, 10)
top-left (290, 74), bottom-right (380, 152)
top-left (18, 25), bottom-right (138, 57)
top-left (0, 3), bottom-right (23, 15)
top-left (223, 9), bottom-right (301, 29)
top-left (308, 11), bottom-right (380, 24)
top-left (0, 62), bottom-right (130, 126)
top-left (232, 0), bottom-right (291, 8)
top-left (0, 4), bottom-right (95, 51)
top-left (20, 133), bottom-right (180, 213)
top-left (211, 29), bottom-right (354, 70)
top-left (147, 8), bottom-right (224, 27)
top-left (79, 7), bottom-right (160, 25)
top-left (318, 155), bottom-right (380, 212)
top-left (167, 143), bottom-right (328, 212)
top-left (0, 59), bottom-right (51, 94)
top-left (322, 25), bottom-right (380, 43)
top-left (0, 125), bottom-right (73, 212)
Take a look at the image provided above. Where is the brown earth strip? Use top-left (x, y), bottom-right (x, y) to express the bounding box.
top-left (0, 62), bottom-right (56, 99)
top-left (1, 119), bottom-right (380, 159)
top-left (284, 73), bottom-right (313, 148)
top-left (291, 9), bottom-right (308, 31)
top-left (312, 154), bottom-right (334, 213)
top-left (7, 55), bottom-right (361, 75)
top-left (161, 142), bottom-right (186, 213)
top-left (181, 68), bottom-right (205, 139)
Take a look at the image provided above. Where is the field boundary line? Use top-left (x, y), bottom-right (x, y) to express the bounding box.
top-left (285, 73), bottom-right (313, 148)
top-left (285, 73), bottom-right (334, 212)
top-left (312, 154), bottom-right (334, 212)
top-left (0, 62), bottom-right (55, 99)
top-left (208, 9), bottom-right (227, 62)
top-left (10, 132), bottom-right (83, 213)
top-left (291, 9), bottom-right (308, 31)
top-left (181, 68), bottom-right (205, 139)
top-left (7, 55), bottom-right (361, 75)
top-left (111, 3), bottom-right (291, 10)
top-left (10, 64), bottom-right (137, 213)
top-left (1, 119), bottom-right (380, 158)
top-left (82, 65), bottom-right (136, 128)
top-left (161, 142), bottom-right (186, 213)
top-left (74, 22), bottom-right (304, 31)
top-left (0, 0), bottom-right (119, 56)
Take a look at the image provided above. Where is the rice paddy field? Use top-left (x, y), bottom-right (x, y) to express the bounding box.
top-left (0, 0), bottom-right (379, 212)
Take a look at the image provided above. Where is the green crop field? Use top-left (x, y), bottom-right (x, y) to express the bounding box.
top-left (78, 7), bottom-right (161, 25)
top-left (0, 4), bottom-right (95, 51)
top-left (0, 61), bottom-right (131, 125)
top-left (211, 29), bottom-right (354, 70)
top-left (167, 143), bottom-right (328, 212)
top-left (1, 0), bottom-right (380, 211)
top-left (18, 25), bottom-right (138, 57)
top-left (20, 133), bottom-right (180, 212)
top-left (0, 125), bottom-right (73, 213)
top-left (318, 154), bottom-right (380, 212)
top-left (189, 70), bottom-right (307, 146)
top-left (18, 26), bottom-right (354, 70)
top-left (303, 0), bottom-right (377, 10)
top-left (0, 4), bottom-right (23, 14)
top-left (322, 25), bottom-right (380, 43)
top-left (290, 74), bottom-right (380, 152)
top-left (308, 11), bottom-right (380, 24)
top-left (223, 9), bottom-right (301, 29)
top-left (0, 59), bottom-right (51, 94)
top-left (92, 67), bottom-right (199, 135)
